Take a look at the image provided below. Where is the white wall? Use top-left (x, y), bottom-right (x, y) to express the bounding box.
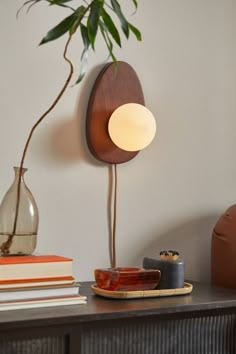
top-left (0, 0), bottom-right (236, 282)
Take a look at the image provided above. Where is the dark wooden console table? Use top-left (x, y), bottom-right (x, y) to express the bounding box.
top-left (0, 281), bottom-right (236, 354)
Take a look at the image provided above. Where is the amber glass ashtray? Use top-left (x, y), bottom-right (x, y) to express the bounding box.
top-left (94, 267), bottom-right (161, 291)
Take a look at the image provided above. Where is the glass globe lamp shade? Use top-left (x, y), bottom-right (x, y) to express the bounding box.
top-left (108, 103), bottom-right (156, 152)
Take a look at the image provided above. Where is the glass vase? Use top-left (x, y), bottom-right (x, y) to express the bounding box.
top-left (0, 167), bottom-right (39, 256)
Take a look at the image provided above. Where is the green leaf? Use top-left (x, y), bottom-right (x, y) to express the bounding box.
top-left (99, 21), bottom-right (118, 67)
top-left (110, 0), bottom-right (129, 38)
top-left (74, 24), bottom-right (90, 84)
top-left (132, 0), bottom-right (138, 9)
top-left (101, 8), bottom-right (121, 47)
top-left (75, 47), bottom-right (89, 84)
top-left (48, 0), bottom-right (74, 10)
top-left (39, 11), bottom-right (78, 45)
top-left (87, 0), bottom-right (104, 50)
top-left (80, 23), bottom-right (90, 50)
top-left (69, 6), bottom-right (87, 35)
top-left (17, 0), bottom-right (43, 17)
top-left (48, 0), bottom-right (73, 4)
top-left (128, 22), bottom-right (142, 41)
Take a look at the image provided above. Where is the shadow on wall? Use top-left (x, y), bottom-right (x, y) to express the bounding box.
top-left (133, 213), bottom-right (220, 284)
top-left (32, 64), bottom-right (106, 166)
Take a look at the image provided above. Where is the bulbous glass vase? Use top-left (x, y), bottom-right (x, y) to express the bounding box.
top-left (0, 167), bottom-right (39, 256)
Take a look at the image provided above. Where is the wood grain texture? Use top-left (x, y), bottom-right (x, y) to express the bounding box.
top-left (86, 61), bottom-right (145, 164)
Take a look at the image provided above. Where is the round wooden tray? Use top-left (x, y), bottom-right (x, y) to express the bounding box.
top-left (91, 282), bottom-right (193, 299)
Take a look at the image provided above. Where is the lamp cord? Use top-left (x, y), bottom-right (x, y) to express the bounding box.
top-left (112, 164), bottom-right (118, 268)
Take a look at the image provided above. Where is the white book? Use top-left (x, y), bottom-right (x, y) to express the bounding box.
top-left (0, 283), bottom-right (80, 302)
top-left (0, 294), bottom-right (87, 311)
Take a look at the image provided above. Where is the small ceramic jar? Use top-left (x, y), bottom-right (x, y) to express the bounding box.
top-left (143, 251), bottom-right (185, 289)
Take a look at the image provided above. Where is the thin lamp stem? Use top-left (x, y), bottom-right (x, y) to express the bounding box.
top-left (112, 163), bottom-right (117, 268)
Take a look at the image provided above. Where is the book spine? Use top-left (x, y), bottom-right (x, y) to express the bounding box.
top-left (0, 276), bottom-right (74, 285)
top-left (0, 255), bottom-right (73, 265)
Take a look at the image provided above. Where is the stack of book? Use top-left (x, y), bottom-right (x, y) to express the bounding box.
top-left (0, 254), bottom-right (87, 310)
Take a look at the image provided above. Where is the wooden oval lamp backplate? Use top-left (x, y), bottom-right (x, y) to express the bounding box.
top-left (86, 61), bottom-right (145, 164)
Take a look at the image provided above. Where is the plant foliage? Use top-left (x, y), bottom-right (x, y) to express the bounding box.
top-left (19, 0), bottom-right (141, 84)
top-left (0, 0), bottom-right (141, 257)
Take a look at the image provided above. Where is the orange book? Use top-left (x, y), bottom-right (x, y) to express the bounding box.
top-left (0, 276), bottom-right (75, 289)
top-left (0, 254), bottom-right (74, 281)
top-left (0, 255), bottom-right (72, 265)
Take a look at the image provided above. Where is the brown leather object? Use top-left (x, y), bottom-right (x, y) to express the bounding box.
top-left (212, 204), bottom-right (236, 288)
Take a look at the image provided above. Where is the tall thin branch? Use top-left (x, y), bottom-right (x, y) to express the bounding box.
top-left (0, 32), bottom-right (74, 255)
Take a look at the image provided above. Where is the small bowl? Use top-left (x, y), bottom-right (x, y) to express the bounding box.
top-left (94, 267), bottom-right (161, 291)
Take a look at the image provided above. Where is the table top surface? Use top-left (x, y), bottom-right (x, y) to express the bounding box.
top-left (0, 281), bottom-right (236, 330)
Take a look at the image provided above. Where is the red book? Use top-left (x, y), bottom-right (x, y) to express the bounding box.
top-left (0, 255), bottom-right (73, 281)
